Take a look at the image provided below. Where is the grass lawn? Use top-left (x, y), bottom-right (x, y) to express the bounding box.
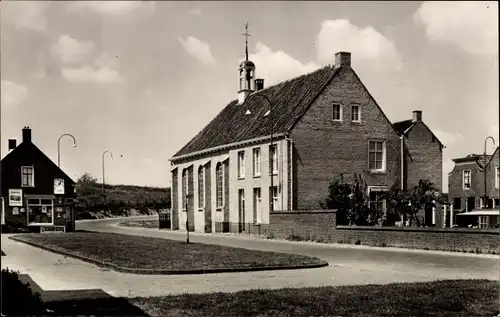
top-left (11, 232), bottom-right (326, 272)
top-left (119, 220), bottom-right (159, 229)
top-left (127, 279), bottom-right (499, 317)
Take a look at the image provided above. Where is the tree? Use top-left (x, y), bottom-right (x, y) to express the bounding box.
top-left (321, 174), bottom-right (384, 226)
top-left (384, 179), bottom-right (442, 227)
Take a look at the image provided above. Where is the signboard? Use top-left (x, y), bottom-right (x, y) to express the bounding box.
top-left (12, 207), bottom-right (19, 215)
top-left (40, 226), bottom-right (66, 233)
top-left (54, 178), bottom-right (65, 195)
top-left (8, 189), bottom-right (23, 207)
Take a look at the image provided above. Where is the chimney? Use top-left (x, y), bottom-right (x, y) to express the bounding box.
top-left (8, 139), bottom-right (17, 152)
top-left (412, 110), bottom-right (422, 122)
top-left (255, 78), bottom-right (264, 91)
top-left (22, 126), bottom-right (32, 143)
top-left (335, 52), bottom-right (351, 67)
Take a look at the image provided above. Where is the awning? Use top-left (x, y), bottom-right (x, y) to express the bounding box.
top-left (456, 209), bottom-right (500, 216)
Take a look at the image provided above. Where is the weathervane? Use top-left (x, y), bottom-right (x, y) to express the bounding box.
top-left (241, 22), bottom-right (251, 61)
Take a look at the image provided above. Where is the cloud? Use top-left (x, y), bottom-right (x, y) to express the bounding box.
top-left (1, 80), bottom-right (28, 108)
top-left (316, 19), bottom-right (403, 71)
top-left (51, 35), bottom-right (96, 63)
top-left (414, 1), bottom-right (498, 56)
top-left (66, 1), bottom-right (155, 15)
top-left (249, 42), bottom-right (319, 86)
top-left (188, 8), bottom-right (202, 15)
top-left (95, 53), bottom-right (120, 69)
top-left (61, 66), bottom-right (122, 83)
top-left (178, 36), bottom-right (216, 67)
top-left (433, 129), bottom-right (462, 148)
top-left (1, 2), bottom-right (49, 31)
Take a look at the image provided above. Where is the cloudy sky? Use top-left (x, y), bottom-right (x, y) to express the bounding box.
top-left (1, 1), bottom-right (498, 191)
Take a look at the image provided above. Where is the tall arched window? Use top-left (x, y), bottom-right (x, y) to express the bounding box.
top-left (216, 163), bottom-right (224, 208)
top-left (198, 166), bottom-right (205, 208)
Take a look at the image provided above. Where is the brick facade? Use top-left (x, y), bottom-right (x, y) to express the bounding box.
top-left (486, 148), bottom-right (499, 201)
top-left (448, 160), bottom-right (485, 211)
top-left (404, 122), bottom-right (443, 191)
top-left (290, 66), bottom-right (401, 209)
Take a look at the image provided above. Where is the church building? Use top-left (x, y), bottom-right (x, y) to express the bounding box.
top-left (169, 25), bottom-right (444, 233)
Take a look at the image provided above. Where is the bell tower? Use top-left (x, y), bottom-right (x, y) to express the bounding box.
top-left (238, 22), bottom-right (256, 104)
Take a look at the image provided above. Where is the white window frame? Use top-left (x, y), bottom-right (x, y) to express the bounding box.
top-left (253, 148), bottom-right (261, 177)
top-left (495, 166), bottom-right (499, 189)
top-left (270, 145), bottom-right (278, 175)
top-left (368, 140), bottom-right (386, 172)
top-left (351, 105), bottom-right (361, 122)
top-left (332, 104), bottom-right (342, 121)
top-left (462, 170), bottom-right (471, 189)
top-left (478, 216), bottom-right (488, 228)
top-left (367, 186), bottom-right (388, 214)
top-left (238, 151), bottom-right (245, 178)
top-left (21, 166), bottom-right (35, 187)
top-left (270, 186), bottom-right (279, 211)
top-left (253, 188), bottom-right (261, 224)
top-left (198, 166), bottom-right (205, 210)
top-left (26, 198), bottom-right (54, 226)
top-left (216, 163), bottom-right (224, 209)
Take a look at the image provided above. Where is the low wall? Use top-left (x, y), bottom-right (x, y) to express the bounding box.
top-left (269, 210), bottom-right (500, 254)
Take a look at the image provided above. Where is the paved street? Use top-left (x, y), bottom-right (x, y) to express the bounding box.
top-left (2, 216), bottom-right (498, 298)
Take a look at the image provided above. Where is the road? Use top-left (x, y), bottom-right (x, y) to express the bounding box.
top-left (2, 216), bottom-right (498, 298)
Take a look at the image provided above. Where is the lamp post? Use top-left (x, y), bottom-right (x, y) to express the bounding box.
top-left (57, 134), bottom-right (77, 167)
top-left (101, 150), bottom-right (114, 204)
top-left (483, 137), bottom-right (496, 209)
top-left (247, 93), bottom-right (274, 211)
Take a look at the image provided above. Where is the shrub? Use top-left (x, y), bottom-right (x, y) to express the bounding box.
top-left (1, 268), bottom-right (46, 315)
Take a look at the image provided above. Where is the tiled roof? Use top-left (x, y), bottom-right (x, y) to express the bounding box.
top-left (392, 120), bottom-right (413, 135)
top-left (172, 65), bottom-right (339, 159)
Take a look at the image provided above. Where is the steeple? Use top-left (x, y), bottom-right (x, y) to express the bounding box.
top-left (238, 22), bottom-right (256, 105)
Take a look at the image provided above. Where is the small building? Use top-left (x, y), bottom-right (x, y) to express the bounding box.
top-left (1, 127), bottom-right (76, 233)
top-left (448, 146), bottom-right (499, 228)
top-left (168, 27), bottom-right (444, 233)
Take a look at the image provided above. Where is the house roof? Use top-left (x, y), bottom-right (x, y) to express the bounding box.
top-left (172, 65), bottom-right (339, 159)
top-left (485, 146), bottom-right (499, 168)
top-left (392, 120), bottom-right (413, 135)
top-left (1, 141), bottom-right (75, 184)
top-left (392, 119), bottom-right (444, 148)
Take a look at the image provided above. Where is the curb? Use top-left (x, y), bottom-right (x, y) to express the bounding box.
top-left (8, 236), bottom-right (329, 275)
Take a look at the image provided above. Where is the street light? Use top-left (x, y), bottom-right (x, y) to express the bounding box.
top-left (246, 93), bottom-right (275, 211)
top-left (57, 134), bottom-right (77, 167)
top-left (483, 136), bottom-right (496, 209)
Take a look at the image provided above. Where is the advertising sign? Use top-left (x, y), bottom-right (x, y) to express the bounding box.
top-left (8, 189), bottom-right (23, 207)
top-left (54, 178), bottom-right (65, 195)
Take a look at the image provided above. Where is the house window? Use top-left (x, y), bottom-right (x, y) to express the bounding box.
top-left (182, 169), bottom-right (188, 210)
top-left (496, 166), bottom-right (499, 189)
top-left (368, 140), bottom-right (385, 171)
top-left (269, 186), bottom-right (278, 211)
top-left (463, 170), bottom-right (471, 189)
top-left (27, 197), bottom-right (53, 225)
top-left (478, 216), bottom-right (488, 228)
top-left (369, 191), bottom-right (386, 213)
top-left (216, 163), bottom-right (224, 208)
top-left (351, 105), bottom-right (360, 122)
top-left (253, 148), bottom-right (261, 176)
top-left (238, 151), bottom-right (245, 178)
top-left (253, 188), bottom-right (261, 224)
top-left (453, 197), bottom-right (461, 210)
top-left (21, 166), bottom-right (34, 187)
top-left (198, 166), bottom-right (204, 209)
top-left (333, 104), bottom-right (342, 121)
top-left (269, 145), bottom-right (278, 174)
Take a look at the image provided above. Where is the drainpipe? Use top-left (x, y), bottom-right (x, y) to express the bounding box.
top-left (400, 134), bottom-right (405, 223)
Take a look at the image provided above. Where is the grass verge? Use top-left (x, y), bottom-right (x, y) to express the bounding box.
top-left (119, 220), bottom-right (159, 229)
top-left (127, 279), bottom-right (499, 317)
top-left (10, 232), bottom-right (327, 274)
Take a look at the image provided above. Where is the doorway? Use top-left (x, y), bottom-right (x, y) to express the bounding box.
top-left (238, 189), bottom-right (245, 233)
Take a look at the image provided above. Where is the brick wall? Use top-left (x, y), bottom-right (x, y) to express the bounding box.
top-left (486, 150), bottom-right (499, 200)
top-left (268, 210), bottom-right (499, 253)
top-left (448, 161), bottom-right (483, 211)
top-left (404, 122), bottom-right (443, 192)
top-left (291, 66), bottom-right (401, 210)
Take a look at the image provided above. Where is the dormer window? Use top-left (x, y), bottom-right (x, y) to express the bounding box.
top-left (333, 104), bottom-right (342, 121)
